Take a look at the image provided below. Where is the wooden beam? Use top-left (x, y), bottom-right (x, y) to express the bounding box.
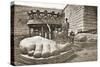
top-left (29, 27), bottom-right (31, 37)
top-left (41, 26), bottom-right (44, 37)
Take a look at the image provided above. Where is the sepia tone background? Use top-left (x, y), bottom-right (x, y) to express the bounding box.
top-left (11, 3), bottom-right (97, 65)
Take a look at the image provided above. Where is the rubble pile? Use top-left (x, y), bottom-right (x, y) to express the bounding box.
top-left (75, 33), bottom-right (97, 42)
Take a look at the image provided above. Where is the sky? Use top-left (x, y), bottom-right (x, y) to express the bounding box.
top-left (12, 1), bottom-right (66, 9)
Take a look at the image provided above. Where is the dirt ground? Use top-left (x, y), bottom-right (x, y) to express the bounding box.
top-left (66, 47), bottom-right (97, 63)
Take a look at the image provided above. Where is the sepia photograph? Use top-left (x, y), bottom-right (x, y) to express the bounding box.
top-left (11, 1), bottom-right (97, 66)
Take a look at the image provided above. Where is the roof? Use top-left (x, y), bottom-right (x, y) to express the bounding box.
top-left (27, 20), bottom-right (44, 24)
top-left (27, 19), bottom-right (62, 25)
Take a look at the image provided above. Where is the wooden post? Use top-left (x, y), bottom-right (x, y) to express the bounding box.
top-left (51, 27), bottom-right (53, 39)
top-left (32, 28), bottom-right (34, 36)
top-left (45, 32), bottom-right (47, 38)
top-left (29, 27), bottom-right (31, 37)
top-left (49, 32), bottom-right (51, 39)
top-left (46, 24), bottom-right (52, 39)
top-left (41, 26), bottom-right (44, 37)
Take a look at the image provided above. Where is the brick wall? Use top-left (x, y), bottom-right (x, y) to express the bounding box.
top-left (83, 6), bottom-right (97, 31)
top-left (63, 4), bottom-right (84, 33)
top-left (63, 4), bottom-right (97, 33)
